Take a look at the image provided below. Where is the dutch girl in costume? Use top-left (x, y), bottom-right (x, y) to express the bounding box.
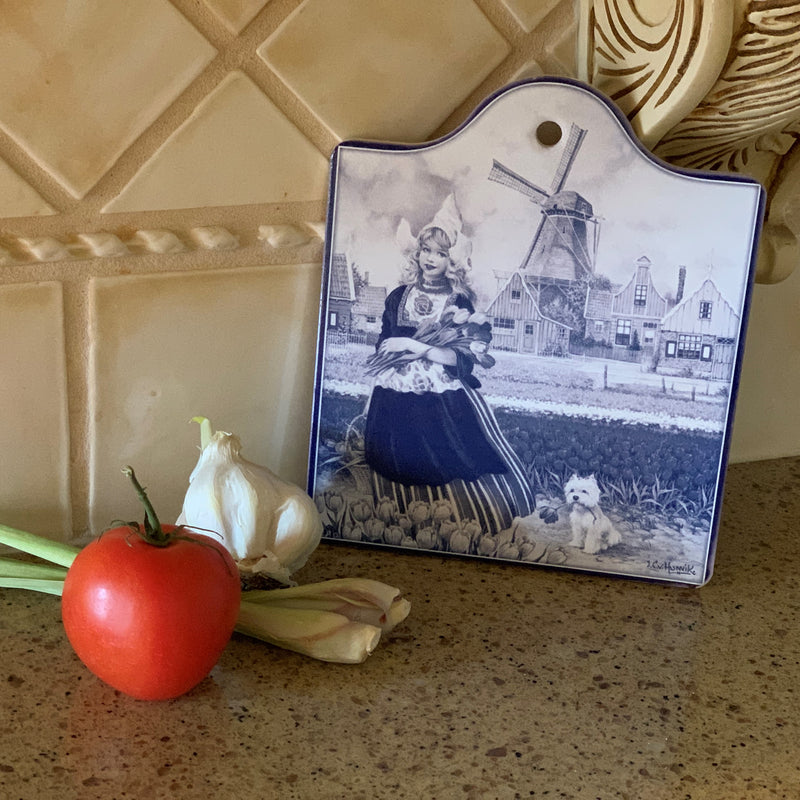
top-left (364, 195), bottom-right (535, 536)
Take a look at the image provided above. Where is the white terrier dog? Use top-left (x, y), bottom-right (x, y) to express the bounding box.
top-left (564, 474), bottom-right (622, 555)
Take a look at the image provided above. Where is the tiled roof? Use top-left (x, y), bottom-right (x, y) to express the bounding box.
top-left (329, 253), bottom-right (354, 300)
top-left (353, 285), bottom-right (387, 315)
top-left (585, 288), bottom-right (613, 320)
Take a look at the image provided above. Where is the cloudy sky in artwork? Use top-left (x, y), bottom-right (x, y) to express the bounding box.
top-left (331, 81), bottom-right (762, 313)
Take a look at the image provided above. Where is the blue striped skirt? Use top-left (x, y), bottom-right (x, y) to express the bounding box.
top-left (365, 382), bottom-right (534, 534)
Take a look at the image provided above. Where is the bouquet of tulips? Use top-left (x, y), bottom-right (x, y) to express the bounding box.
top-left (365, 306), bottom-right (495, 377)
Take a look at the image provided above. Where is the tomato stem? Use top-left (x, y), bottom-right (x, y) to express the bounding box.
top-left (122, 466), bottom-right (171, 546)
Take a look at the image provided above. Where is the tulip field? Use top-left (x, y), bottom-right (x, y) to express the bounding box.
top-left (311, 342), bottom-right (731, 581)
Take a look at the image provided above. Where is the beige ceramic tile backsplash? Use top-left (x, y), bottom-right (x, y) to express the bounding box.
top-left (89, 264), bottom-right (321, 532)
top-left (259, 0), bottom-right (510, 141)
top-left (500, 0), bottom-right (562, 33)
top-left (105, 72), bottom-right (328, 212)
top-left (0, 282), bottom-right (70, 537)
top-left (202, 0), bottom-right (271, 33)
top-left (0, 159), bottom-right (54, 218)
top-left (0, 0), bottom-right (797, 542)
top-left (0, 0), bottom-right (216, 199)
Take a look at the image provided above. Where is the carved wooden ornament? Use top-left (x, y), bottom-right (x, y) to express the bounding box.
top-left (579, 0), bottom-right (800, 283)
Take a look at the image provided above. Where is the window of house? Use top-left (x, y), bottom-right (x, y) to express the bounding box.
top-left (524, 323), bottom-right (535, 335)
top-left (677, 334), bottom-right (702, 358)
top-left (665, 340), bottom-right (676, 357)
top-left (511, 289), bottom-right (522, 301)
top-left (494, 317), bottom-right (516, 330)
top-left (634, 285), bottom-right (647, 306)
top-left (615, 319), bottom-right (631, 346)
top-left (699, 301), bottom-right (712, 320)
top-left (366, 315), bottom-right (376, 324)
top-left (701, 344), bottom-right (713, 362)
top-left (329, 311), bottom-right (338, 327)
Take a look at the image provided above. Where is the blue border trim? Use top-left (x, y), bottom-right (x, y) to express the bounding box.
top-left (306, 142), bottom-right (343, 493)
top-left (704, 185), bottom-right (765, 584)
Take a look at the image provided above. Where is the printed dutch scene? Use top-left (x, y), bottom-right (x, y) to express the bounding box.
top-left (309, 81), bottom-right (762, 585)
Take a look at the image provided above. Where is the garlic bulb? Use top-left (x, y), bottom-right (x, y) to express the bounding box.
top-left (177, 419), bottom-right (322, 584)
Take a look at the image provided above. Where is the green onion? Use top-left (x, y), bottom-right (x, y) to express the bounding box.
top-left (0, 520), bottom-right (411, 664)
top-left (0, 557), bottom-right (69, 580)
top-left (0, 577), bottom-right (65, 596)
top-left (236, 601), bottom-right (383, 664)
top-left (235, 578), bottom-right (411, 663)
top-left (0, 524), bottom-right (75, 597)
top-left (0, 523), bottom-right (80, 568)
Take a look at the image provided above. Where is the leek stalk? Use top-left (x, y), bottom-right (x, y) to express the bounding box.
top-left (236, 578), bottom-right (411, 663)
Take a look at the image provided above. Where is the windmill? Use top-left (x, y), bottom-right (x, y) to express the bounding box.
top-left (488, 123), bottom-right (599, 295)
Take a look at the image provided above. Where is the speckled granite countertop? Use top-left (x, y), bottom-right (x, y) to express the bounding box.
top-left (2, 456), bottom-right (799, 800)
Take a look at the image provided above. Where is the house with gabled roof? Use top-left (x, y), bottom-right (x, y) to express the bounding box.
top-left (657, 277), bottom-right (740, 380)
top-left (610, 256), bottom-right (669, 351)
top-left (484, 270), bottom-right (572, 355)
top-left (584, 285), bottom-right (614, 343)
top-left (351, 284), bottom-right (387, 337)
top-left (583, 256), bottom-right (669, 353)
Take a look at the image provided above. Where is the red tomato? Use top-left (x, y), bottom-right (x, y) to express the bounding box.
top-left (61, 524), bottom-right (241, 700)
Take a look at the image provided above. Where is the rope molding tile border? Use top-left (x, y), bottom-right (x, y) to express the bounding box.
top-left (0, 222), bottom-right (326, 266)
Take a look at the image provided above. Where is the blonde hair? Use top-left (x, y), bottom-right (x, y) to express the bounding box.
top-left (400, 226), bottom-right (476, 303)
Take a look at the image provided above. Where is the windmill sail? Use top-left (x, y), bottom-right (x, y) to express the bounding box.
top-left (488, 121), bottom-right (595, 282)
top-left (488, 160), bottom-right (549, 203)
top-left (550, 124), bottom-right (587, 194)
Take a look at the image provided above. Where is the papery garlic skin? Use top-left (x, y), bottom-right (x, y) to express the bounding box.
top-left (177, 428), bottom-right (322, 584)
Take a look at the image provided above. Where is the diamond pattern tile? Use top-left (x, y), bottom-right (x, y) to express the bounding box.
top-left (258, 0), bottom-right (510, 141)
top-left (0, 282), bottom-right (70, 538)
top-left (0, 1), bottom-right (216, 198)
top-left (545, 7), bottom-right (578, 76)
top-left (202, 0), bottom-right (271, 33)
top-left (104, 72), bottom-right (328, 212)
top-left (499, 0), bottom-right (562, 32)
top-left (89, 264), bottom-right (321, 533)
top-left (0, 158), bottom-right (54, 217)
top-left (511, 60), bottom-right (545, 82)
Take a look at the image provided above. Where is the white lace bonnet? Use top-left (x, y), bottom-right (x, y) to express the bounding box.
top-left (395, 193), bottom-right (473, 270)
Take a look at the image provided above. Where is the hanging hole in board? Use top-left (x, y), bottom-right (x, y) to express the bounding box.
top-left (536, 121), bottom-right (562, 146)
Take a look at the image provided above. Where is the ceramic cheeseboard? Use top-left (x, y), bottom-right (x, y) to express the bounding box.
top-left (308, 78), bottom-right (764, 586)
